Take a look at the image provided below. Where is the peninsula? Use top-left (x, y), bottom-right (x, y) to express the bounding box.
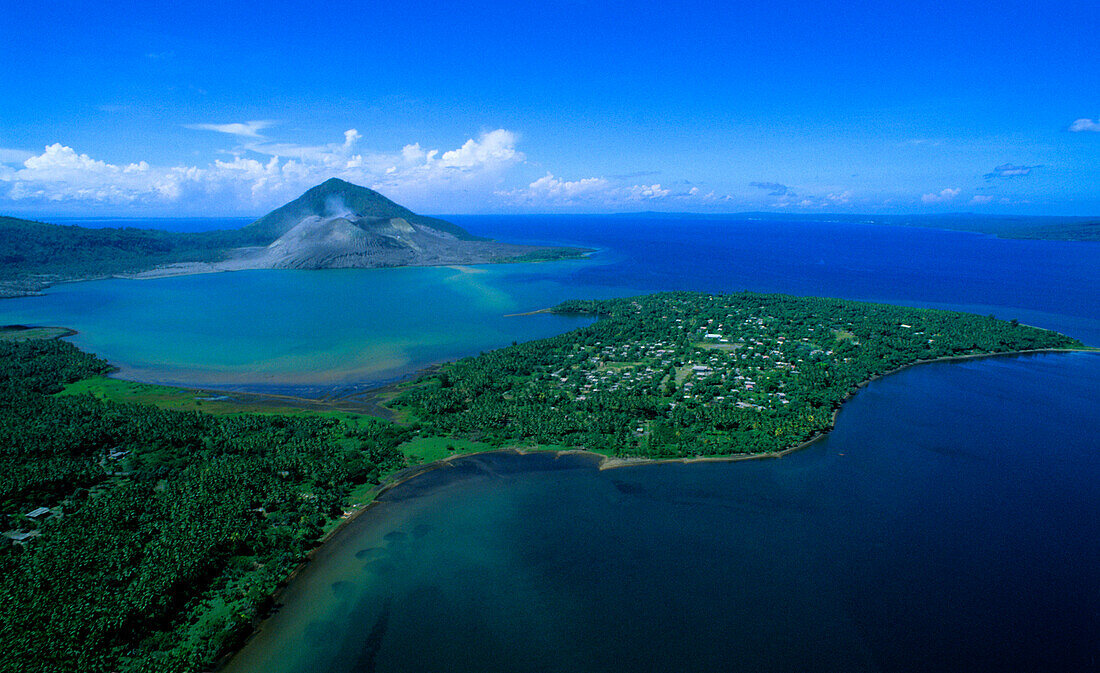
top-left (0, 179), bottom-right (588, 297)
top-left (392, 292), bottom-right (1085, 455)
top-left (0, 294), bottom-right (1087, 672)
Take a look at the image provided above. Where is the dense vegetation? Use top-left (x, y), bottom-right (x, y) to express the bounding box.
top-left (0, 338), bottom-right (410, 673)
top-left (0, 292), bottom-right (1084, 671)
top-left (0, 215), bottom-right (261, 295)
top-left (393, 292), bottom-right (1083, 456)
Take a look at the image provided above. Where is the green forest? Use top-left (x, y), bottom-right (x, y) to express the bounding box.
top-left (0, 292), bottom-right (1084, 672)
top-left (0, 216), bottom-right (266, 296)
top-left (392, 292), bottom-right (1083, 456)
top-left (0, 337), bottom-right (410, 672)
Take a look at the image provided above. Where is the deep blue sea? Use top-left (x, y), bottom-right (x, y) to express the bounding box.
top-left (226, 353), bottom-right (1100, 673)
top-left (2, 216), bottom-right (1097, 393)
top-left (5, 215), bottom-right (1099, 671)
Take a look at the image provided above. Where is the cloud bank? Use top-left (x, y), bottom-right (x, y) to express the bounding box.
top-left (0, 129), bottom-right (528, 213)
top-left (921, 188), bottom-right (961, 204)
top-left (0, 126), bottom-right (1027, 214)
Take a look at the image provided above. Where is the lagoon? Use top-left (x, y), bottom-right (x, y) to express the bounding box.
top-left (1, 216), bottom-right (1098, 394)
top-left (2, 216), bottom-right (1098, 671)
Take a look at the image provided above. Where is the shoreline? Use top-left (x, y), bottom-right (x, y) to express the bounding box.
top-left (0, 324), bottom-right (78, 340)
top-left (502, 307), bottom-right (554, 317)
top-left (0, 246), bottom-right (595, 300)
top-left (270, 347), bottom-right (1100, 533)
top-left (217, 345), bottom-right (1097, 669)
top-left (594, 346), bottom-right (1095, 470)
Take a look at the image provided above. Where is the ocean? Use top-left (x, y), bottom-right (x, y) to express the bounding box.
top-left (3, 215), bottom-right (1098, 671)
top-left (1, 216), bottom-right (1097, 393)
top-left (225, 353), bottom-right (1100, 673)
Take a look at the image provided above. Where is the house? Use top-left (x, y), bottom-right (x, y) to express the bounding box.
top-left (26, 507), bottom-right (51, 521)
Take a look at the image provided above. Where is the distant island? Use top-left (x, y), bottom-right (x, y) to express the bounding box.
top-left (0, 292), bottom-right (1088, 673)
top-left (0, 178), bottom-right (589, 298)
top-left (620, 211), bottom-right (1100, 242)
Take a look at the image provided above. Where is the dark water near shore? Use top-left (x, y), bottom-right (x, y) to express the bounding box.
top-left (226, 352), bottom-right (1100, 673)
top-left (3, 216), bottom-right (1098, 670)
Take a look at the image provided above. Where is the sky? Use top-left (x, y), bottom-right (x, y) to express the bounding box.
top-left (1, 1), bottom-right (1098, 217)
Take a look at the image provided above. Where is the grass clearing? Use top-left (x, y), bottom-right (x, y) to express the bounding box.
top-left (399, 436), bottom-right (495, 463)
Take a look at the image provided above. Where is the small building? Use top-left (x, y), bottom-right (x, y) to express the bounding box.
top-left (26, 507), bottom-right (51, 520)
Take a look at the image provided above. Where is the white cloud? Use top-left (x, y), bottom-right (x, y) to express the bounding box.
top-left (1068, 118), bottom-right (1100, 132)
top-left (527, 173), bottom-right (610, 200)
top-left (970, 195), bottom-right (994, 205)
top-left (342, 129), bottom-right (362, 149)
top-left (184, 120), bottom-right (276, 138)
top-left (495, 173), bottom-right (702, 209)
top-left (921, 188), bottom-right (961, 204)
top-left (768, 188), bottom-right (853, 209)
top-left (626, 183), bottom-right (670, 200)
top-left (0, 129), bottom-right (530, 212)
top-left (401, 143), bottom-right (428, 164)
top-left (437, 129), bottom-right (519, 168)
top-left (3, 144), bottom-right (180, 204)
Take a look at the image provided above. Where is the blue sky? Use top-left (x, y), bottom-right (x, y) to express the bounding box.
top-left (1, 1), bottom-right (1097, 216)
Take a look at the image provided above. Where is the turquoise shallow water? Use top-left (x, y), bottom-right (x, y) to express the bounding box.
top-left (225, 352), bottom-right (1100, 673)
top-left (1, 217), bottom-right (1097, 393)
top-left (2, 216), bottom-right (1098, 670)
top-left (0, 265), bottom-right (598, 393)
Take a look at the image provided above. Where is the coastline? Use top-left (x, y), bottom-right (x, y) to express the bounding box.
top-left (594, 346), bottom-right (1095, 470)
top-left (218, 344), bottom-right (1098, 670)
top-left (0, 324), bottom-right (79, 340)
top-left (0, 246), bottom-right (595, 300)
top-left (278, 347), bottom-right (1100, 532)
top-left (218, 345), bottom-right (1097, 669)
top-left (8, 314), bottom-right (1094, 669)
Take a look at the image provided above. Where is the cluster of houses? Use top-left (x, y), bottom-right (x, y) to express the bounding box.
top-left (3, 506), bottom-right (54, 545)
top-left (1, 449), bottom-right (130, 546)
top-left (527, 303), bottom-right (867, 424)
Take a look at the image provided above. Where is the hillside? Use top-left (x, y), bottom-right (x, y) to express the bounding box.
top-left (0, 181), bottom-right (588, 297)
top-left (0, 216), bottom-right (252, 297)
top-left (218, 178), bottom-right (579, 270)
top-left (246, 178), bottom-right (484, 241)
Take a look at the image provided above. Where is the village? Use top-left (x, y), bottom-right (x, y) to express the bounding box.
top-left (538, 302), bottom-right (849, 415)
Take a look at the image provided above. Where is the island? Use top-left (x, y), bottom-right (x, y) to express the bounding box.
top-left (0, 295), bottom-right (1088, 673)
top-left (0, 178), bottom-right (589, 298)
top-left (622, 211), bottom-right (1100, 242)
